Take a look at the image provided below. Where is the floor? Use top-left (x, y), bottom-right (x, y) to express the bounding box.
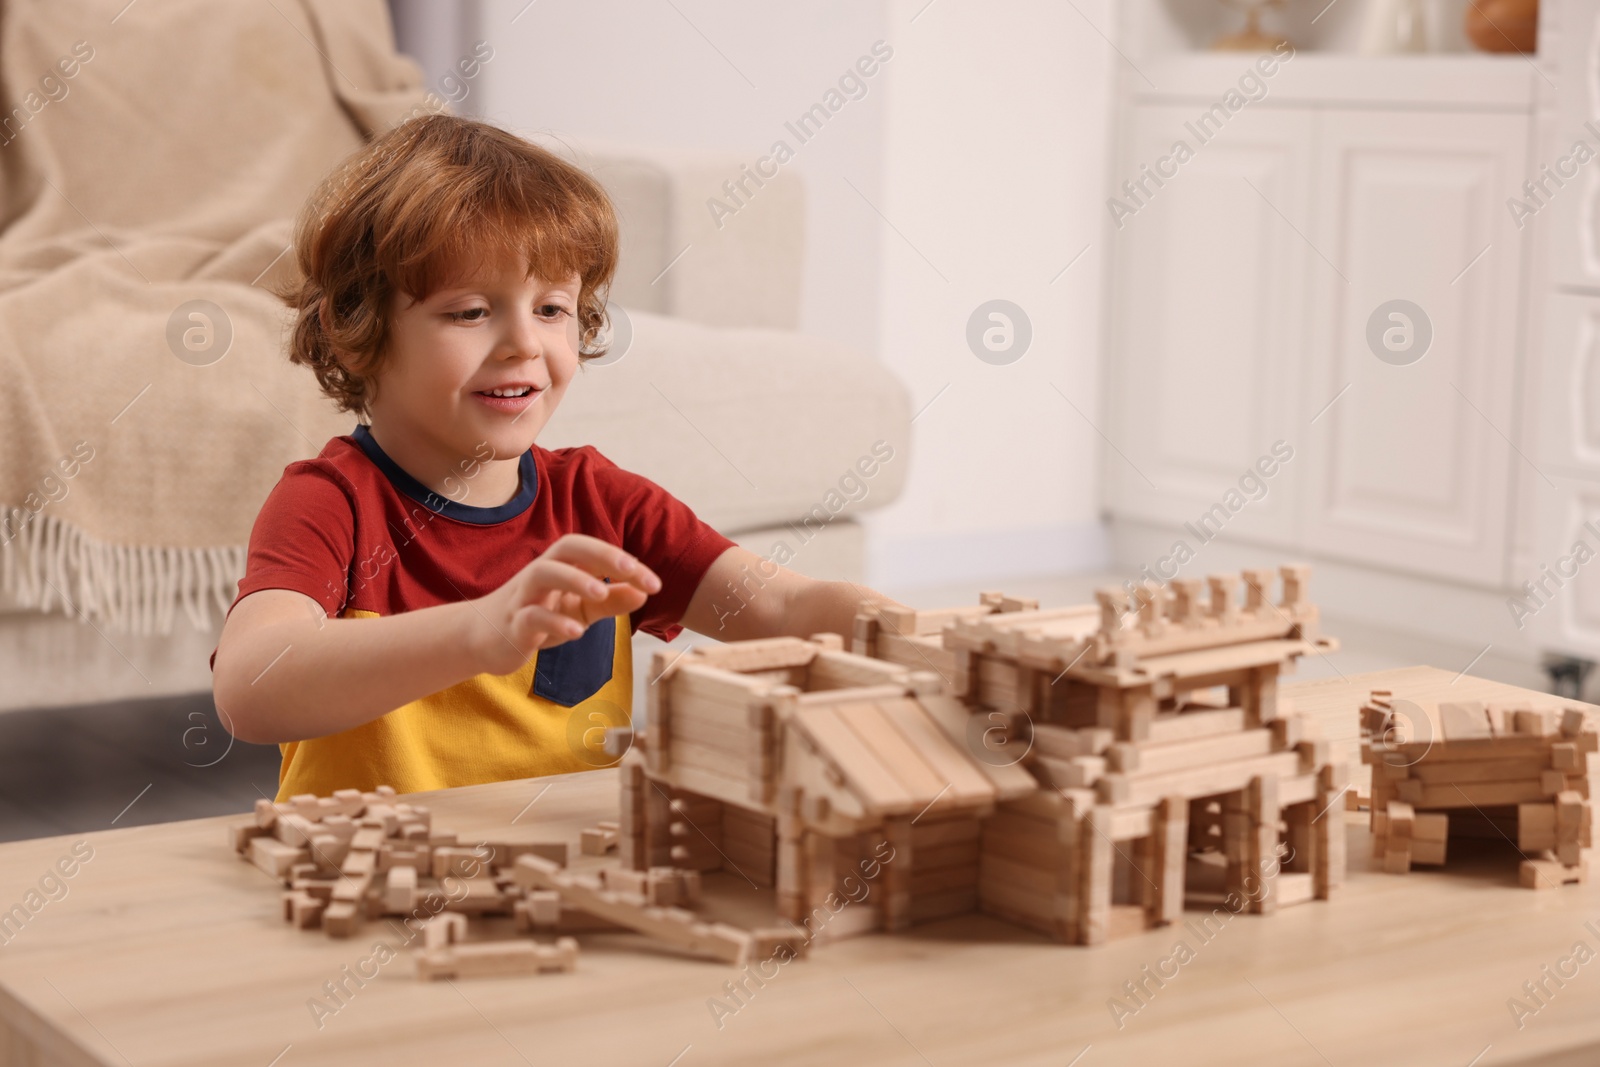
top-left (0, 691), bottom-right (283, 844)
top-left (0, 568), bottom-right (1565, 845)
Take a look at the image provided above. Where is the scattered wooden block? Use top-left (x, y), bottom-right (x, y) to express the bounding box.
top-left (581, 826), bottom-right (620, 856)
top-left (416, 938), bottom-right (579, 980)
top-left (250, 837), bottom-right (307, 881)
top-left (1521, 859), bottom-right (1586, 890)
top-left (282, 890), bottom-right (325, 929)
top-left (322, 901), bottom-right (359, 938)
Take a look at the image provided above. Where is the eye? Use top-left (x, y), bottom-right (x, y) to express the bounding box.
top-left (448, 307), bottom-right (487, 323)
top-left (537, 303), bottom-right (571, 320)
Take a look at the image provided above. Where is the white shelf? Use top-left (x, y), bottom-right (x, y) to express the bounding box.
top-left (1129, 53), bottom-right (1538, 110)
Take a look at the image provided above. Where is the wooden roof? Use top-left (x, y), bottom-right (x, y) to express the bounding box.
top-left (787, 696), bottom-right (1034, 824)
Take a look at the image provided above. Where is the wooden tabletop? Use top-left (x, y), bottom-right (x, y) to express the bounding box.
top-left (4, 667), bottom-right (1600, 1067)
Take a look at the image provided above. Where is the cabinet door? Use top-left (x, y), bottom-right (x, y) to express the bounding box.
top-left (1526, 478), bottom-right (1600, 658)
top-left (1103, 105), bottom-right (1313, 548)
top-left (1550, 0), bottom-right (1600, 290)
top-left (1536, 292), bottom-right (1600, 476)
top-left (1301, 110), bottom-right (1528, 587)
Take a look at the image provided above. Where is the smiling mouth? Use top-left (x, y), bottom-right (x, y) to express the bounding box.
top-left (476, 386), bottom-right (536, 398)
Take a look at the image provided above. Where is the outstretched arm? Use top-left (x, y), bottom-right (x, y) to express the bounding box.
top-left (678, 545), bottom-right (904, 643)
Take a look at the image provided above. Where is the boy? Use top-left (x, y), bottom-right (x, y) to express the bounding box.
top-left (210, 115), bottom-right (901, 800)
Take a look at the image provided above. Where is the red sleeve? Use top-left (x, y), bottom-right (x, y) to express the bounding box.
top-left (208, 463), bottom-right (356, 671)
top-left (581, 448), bottom-right (735, 642)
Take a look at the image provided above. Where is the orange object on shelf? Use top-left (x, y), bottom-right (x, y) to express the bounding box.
top-left (1466, 0), bottom-right (1538, 54)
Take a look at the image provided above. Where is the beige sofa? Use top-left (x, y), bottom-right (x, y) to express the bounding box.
top-left (0, 143), bottom-right (911, 712)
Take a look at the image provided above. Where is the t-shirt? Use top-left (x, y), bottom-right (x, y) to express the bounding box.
top-left (210, 424), bottom-right (736, 800)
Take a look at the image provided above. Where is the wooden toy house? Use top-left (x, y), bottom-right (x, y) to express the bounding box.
top-left (619, 634), bottom-right (1038, 940)
top-left (619, 564), bottom-right (1348, 947)
top-left (1360, 690), bottom-right (1599, 889)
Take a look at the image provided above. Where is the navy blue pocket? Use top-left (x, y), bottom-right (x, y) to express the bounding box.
top-left (531, 615), bottom-right (617, 707)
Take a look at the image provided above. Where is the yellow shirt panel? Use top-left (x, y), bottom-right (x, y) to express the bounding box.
top-left (274, 610), bottom-right (633, 800)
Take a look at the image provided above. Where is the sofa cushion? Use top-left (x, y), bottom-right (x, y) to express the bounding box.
top-left (539, 308), bottom-right (910, 534)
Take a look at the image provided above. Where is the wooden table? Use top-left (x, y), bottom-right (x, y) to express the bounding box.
top-left (5, 668), bottom-right (1600, 1067)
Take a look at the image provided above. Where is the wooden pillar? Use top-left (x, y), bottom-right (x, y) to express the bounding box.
top-left (1171, 578), bottom-right (1203, 623)
top-left (1077, 807), bottom-right (1113, 945)
top-left (1241, 664), bottom-right (1281, 728)
top-left (1280, 563), bottom-right (1310, 608)
top-left (776, 797), bottom-right (806, 921)
top-left (1120, 686), bottom-right (1158, 743)
top-left (1315, 763), bottom-right (1349, 900)
top-left (643, 778), bottom-right (674, 868)
top-left (1241, 568), bottom-right (1275, 613)
top-left (645, 649), bottom-right (675, 775)
top-left (1137, 579), bottom-right (1165, 632)
top-left (1223, 787), bottom-right (1249, 903)
top-left (1148, 796), bottom-right (1188, 926)
top-left (1054, 799), bottom-right (1083, 944)
top-left (1095, 587), bottom-right (1125, 633)
top-left (1208, 573), bottom-right (1240, 621)
top-left (1246, 775), bottom-right (1280, 915)
top-left (618, 752), bottom-right (648, 871)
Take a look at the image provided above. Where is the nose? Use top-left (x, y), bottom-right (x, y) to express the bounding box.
top-left (502, 305), bottom-right (544, 362)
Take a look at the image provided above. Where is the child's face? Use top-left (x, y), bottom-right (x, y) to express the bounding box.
top-left (370, 250), bottom-right (582, 472)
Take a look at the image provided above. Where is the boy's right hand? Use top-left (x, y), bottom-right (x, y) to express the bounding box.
top-left (465, 534), bottom-right (662, 676)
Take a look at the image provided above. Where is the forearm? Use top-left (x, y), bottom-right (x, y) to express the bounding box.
top-left (214, 599), bottom-right (488, 744)
top-left (779, 579), bottom-right (898, 641)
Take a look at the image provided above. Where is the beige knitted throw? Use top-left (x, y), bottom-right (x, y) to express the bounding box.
top-left (0, 0), bottom-right (434, 633)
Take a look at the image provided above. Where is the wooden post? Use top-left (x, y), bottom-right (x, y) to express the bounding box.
top-left (1315, 763), bottom-right (1348, 899)
top-left (1247, 774), bottom-right (1280, 915)
top-left (776, 788), bottom-right (806, 922)
top-left (1149, 796), bottom-right (1188, 926)
top-left (1054, 798), bottom-right (1083, 944)
top-left (1223, 787), bottom-right (1249, 904)
top-left (643, 777), bottom-right (674, 868)
top-left (619, 752), bottom-right (648, 871)
top-left (646, 649), bottom-right (674, 775)
top-left (1241, 664), bottom-right (1281, 728)
top-left (1137, 579), bottom-right (1165, 633)
top-left (1171, 579), bottom-right (1203, 623)
top-left (1120, 686), bottom-right (1158, 743)
top-left (1208, 573), bottom-right (1240, 621)
top-left (1095, 587), bottom-right (1124, 634)
top-left (1280, 563), bottom-right (1310, 609)
top-left (1241, 568), bottom-right (1275, 613)
top-left (1077, 807), bottom-right (1113, 945)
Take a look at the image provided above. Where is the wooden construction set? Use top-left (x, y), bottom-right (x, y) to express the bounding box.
top-left (619, 563), bottom-right (1346, 947)
top-left (229, 785), bottom-right (805, 980)
top-left (1360, 691), bottom-right (1599, 889)
top-left (229, 562), bottom-right (1596, 977)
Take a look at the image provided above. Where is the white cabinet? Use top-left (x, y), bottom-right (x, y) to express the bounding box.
top-left (1103, 54), bottom-right (1536, 613)
top-left (1104, 105), bottom-right (1312, 549)
top-left (1536, 293), bottom-right (1600, 478)
top-left (1549, 0), bottom-right (1600, 290)
top-left (1300, 111), bottom-right (1526, 585)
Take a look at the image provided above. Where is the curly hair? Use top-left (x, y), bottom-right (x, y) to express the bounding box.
top-left (277, 114), bottom-right (620, 416)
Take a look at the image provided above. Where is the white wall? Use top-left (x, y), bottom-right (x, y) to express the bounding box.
top-left (463, 0), bottom-right (1116, 592)
top-left (866, 0), bottom-right (1116, 590)
top-left (473, 0), bottom-right (888, 357)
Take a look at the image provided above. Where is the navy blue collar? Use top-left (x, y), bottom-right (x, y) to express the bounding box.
top-left (350, 423), bottom-right (537, 525)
